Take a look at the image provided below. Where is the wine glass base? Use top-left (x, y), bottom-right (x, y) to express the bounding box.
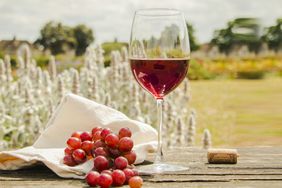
top-left (137, 163), bottom-right (188, 174)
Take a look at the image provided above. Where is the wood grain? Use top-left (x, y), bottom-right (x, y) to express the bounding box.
top-left (1, 146), bottom-right (282, 187)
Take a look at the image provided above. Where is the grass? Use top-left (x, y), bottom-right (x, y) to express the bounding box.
top-left (189, 78), bottom-right (282, 147)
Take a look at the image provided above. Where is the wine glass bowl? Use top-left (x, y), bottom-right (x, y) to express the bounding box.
top-left (129, 8), bottom-right (190, 173)
top-left (130, 58), bottom-right (189, 99)
top-left (130, 9), bottom-right (190, 99)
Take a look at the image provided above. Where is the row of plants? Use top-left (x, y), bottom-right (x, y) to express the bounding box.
top-left (0, 45), bottom-right (196, 149)
top-left (188, 56), bottom-right (282, 80)
top-left (2, 48), bottom-right (282, 81)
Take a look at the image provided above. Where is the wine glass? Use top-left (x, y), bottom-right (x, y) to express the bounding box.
top-left (129, 8), bottom-right (190, 173)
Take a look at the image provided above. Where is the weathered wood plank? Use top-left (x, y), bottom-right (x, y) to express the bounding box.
top-left (0, 146), bottom-right (282, 187)
top-left (144, 174), bottom-right (282, 182)
top-left (145, 181), bottom-right (282, 188)
top-left (2, 180), bottom-right (282, 188)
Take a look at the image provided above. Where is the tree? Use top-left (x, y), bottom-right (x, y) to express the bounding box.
top-left (262, 18), bottom-right (282, 52)
top-left (35, 21), bottom-right (94, 55)
top-left (211, 18), bottom-right (261, 54)
top-left (211, 27), bottom-right (233, 54)
top-left (186, 23), bottom-right (199, 51)
top-left (35, 22), bottom-right (75, 55)
top-left (73, 24), bottom-right (94, 56)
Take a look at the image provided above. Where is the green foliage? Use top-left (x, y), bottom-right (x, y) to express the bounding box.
top-left (102, 41), bottom-right (127, 55)
top-left (211, 18), bottom-right (261, 54)
top-left (237, 71), bottom-right (265, 79)
top-left (146, 47), bottom-right (162, 58)
top-left (188, 55), bottom-right (282, 80)
top-left (188, 60), bottom-right (216, 80)
top-left (0, 51), bottom-right (4, 59)
top-left (35, 21), bottom-right (94, 56)
top-left (186, 22), bottom-right (199, 51)
top-left (102, 41), bottom-right (128, 66)
top-left (10, 56), bottom-right (17, 68)
top-left (0, 51), bottom-right (16, 68)
top-left (145, 47), bottom-right (188, 58)
top-left (103, 55), bottom-right (112, 67)
top-left (35, 55), bottom-right (49, 68)
top-left (262, 18), bottom-right (282, 52)
top-left (35, 22), bottom-right (75, 55)
top-left (73, 24), bottom-right (94, 56)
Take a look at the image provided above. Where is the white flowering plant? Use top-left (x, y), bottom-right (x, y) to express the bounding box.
top-left (0, 45), bottom-right (202, 150)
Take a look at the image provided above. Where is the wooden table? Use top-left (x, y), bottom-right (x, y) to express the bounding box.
top-left (1, 147), bottom-right (282, 187)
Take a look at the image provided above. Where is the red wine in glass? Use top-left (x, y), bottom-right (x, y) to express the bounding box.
top-left (129, 8), bottom-right (190, 173)
top-left (130, 58), bottom-right (189, 99)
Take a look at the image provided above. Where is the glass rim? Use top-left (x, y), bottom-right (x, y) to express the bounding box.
top-left (135, 8), bottom-right (182, 17)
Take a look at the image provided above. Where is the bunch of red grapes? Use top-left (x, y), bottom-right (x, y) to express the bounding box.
top-left (63, 127), bottom-right (143, 188)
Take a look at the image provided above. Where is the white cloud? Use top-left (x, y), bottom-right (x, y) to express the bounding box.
top-left (0, 0), bottom-right (281, 43)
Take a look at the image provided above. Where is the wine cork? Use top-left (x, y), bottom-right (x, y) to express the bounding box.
top-left (207, 149), bottom-right (238, 164)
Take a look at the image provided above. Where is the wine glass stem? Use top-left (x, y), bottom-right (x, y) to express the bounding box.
top-left (155, 98), bottom-right (164, 164)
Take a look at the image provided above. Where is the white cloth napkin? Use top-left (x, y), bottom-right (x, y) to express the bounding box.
top-left (0, 94), bottom-right (157, 179)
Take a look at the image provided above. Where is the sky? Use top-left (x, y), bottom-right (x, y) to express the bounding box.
top-left (0, 0), bottom-right (281, 44)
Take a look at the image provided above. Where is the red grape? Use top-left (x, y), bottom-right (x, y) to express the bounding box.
top-left (93, 140), bottom-right (106, 149)
top-left (63, 155), bottom-right (76, 166)
top-left (112, 169), bottom-right (126, 186)
top-left (101, 170), bottom-right (112, 176)
top-left (100, 128), bottom-right (112, 141)
top-left (123, 168), bottom-right (135, 183)
top-left (64, 147), bottom-right (73, 155)
top-left (105, 133), bottom-right (119, 148)
top-left (129, 176), bottom-right (143, 188)
top-left (119, 127), bottom-right (132, 138)
top-left (97, 173), bottom-right (113, 188)
top-left (118, 137), bottom-right (133, 152)
top-left (93, 147), bottom-right (109, 157)
top-left (94, 156), bottom-right (109, 172)
top-left (64, 127), bottom-right (137, 170)
top-left (108, 148), bottom-right (120, 158)
top-left (114, 156), bottom-right (128, 170)
top-left (123, 150), bottom-right (137, 165)
top-left (71, 131), bottom-right (81, 138)
top-left (86, 171), bottom-right (100, 187)
top-left (92, 126), bottom-right (103, 135)
top-left (72, 149), bottom-right (86, 164)
top-left (92, 130), bottom-right (102, 141)
top-left (81, 141), bottom-right (94, 155)
top-left (132, 168), bottom-right (139, 176)
top-left (80, 131), bottom-right (92, 142)
top-left (67, 137), bottom-right (81, 149)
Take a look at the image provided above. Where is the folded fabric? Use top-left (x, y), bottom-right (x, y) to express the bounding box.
top-left (0, 94), bottom-right (157, 179)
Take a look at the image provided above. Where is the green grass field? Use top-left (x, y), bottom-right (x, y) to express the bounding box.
top-left (190, 78), bottom-right (282, 147)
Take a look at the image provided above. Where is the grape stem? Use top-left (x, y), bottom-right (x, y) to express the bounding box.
top-left (155, 98), bottom-right (164, 163)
